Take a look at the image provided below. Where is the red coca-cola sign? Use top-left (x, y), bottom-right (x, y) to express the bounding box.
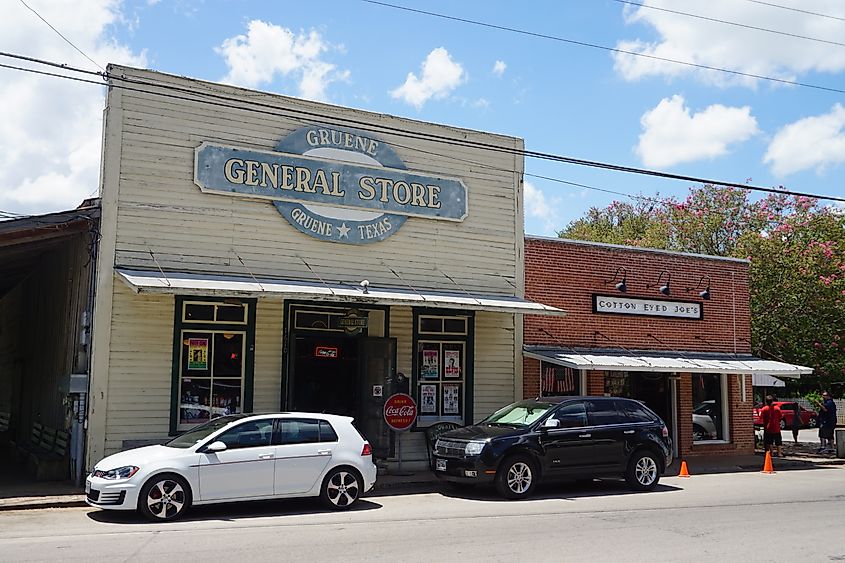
top-left (383, 393), bottom-right (417, 431)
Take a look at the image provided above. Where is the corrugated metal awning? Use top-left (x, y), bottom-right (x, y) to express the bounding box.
top-left (115, 268), bottom-right (565, 316)
top-left (524, 346), bottom-right (811, 377)
top-left (752, 373), bottom-right (786, 387)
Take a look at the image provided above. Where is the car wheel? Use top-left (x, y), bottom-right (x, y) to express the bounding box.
top-left (625, 450), bottom-right (660, 492)
top-left (808, 417), bottom-right (818, 428)
top-left (692, 425), bottom-right (706, 441)
top-left (779, 418), bottom-right (786, 430)
top-left (495, 455), bottom-right (537, 500)
top-left (138, 474), bottom-right (191, 522)
top-left (320, 467), bottom-right (362, 510)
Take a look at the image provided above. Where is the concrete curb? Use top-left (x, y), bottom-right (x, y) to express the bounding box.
top-left (0, 495), bottom-right (87, 512)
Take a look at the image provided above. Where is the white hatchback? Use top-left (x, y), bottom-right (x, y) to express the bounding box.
top-left (86, 413), bottom-right (377, 521)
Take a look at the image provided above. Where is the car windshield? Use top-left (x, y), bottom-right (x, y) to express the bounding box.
top-left (165, 415), bottom-right (248, 449)
top-left (479, 400), bottom-right (557, 427)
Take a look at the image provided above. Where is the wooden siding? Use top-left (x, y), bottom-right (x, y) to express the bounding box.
top-left (253, 299), bottom-right (283, 413)
top-left (106, 66), bottom-right (523, 296)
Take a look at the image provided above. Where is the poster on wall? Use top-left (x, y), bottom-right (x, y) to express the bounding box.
top-left (443, 384), bottom-right (461, 415)
top-left (420, 384), bottom-right (437, 413)
top-left (421, 348), bottom-right (439, 379)
top-left (188, 338), bottom-right (209, 370)
top-left (444, 350), bottom-right (461, 378)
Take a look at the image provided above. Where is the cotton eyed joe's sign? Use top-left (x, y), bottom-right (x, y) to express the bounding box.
top-left (194, 126), bottom-right (468, 244)
top-left (592, 295), bottom-right (703, 320)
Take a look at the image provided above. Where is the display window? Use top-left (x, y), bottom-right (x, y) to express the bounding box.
top-left (692, 373), bottom-right (728, 442)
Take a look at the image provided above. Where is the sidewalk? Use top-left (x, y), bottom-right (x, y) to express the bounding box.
top-left (1, 450), bottom-right (842, 512)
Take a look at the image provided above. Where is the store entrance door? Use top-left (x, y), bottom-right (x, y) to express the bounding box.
top-left (629, 372), bottom-right (673, 436)
top-left (287, 334), bottom-right (397, 458)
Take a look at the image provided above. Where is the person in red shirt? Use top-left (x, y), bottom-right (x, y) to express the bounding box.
top-left (760, 395), bottom-right (783, 457)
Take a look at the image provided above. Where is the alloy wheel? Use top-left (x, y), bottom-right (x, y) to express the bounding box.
top-left (325, 471), bottom-right (360, 507)
top-left (146, 479), bottom-right (186, 520)
top-left (506, 461), bottom-right (533, 494)
top-left (635, 456), bottom-right (657, 486)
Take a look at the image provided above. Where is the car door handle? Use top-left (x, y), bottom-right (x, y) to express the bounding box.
top-left (623, 430), bottom-right (636, 435)
top-left (259, 454), bottom-right (274, 460)
top-left (578, 434), bottom-right (591, 439)
top-left (317, 449), bottom-right (332, 455)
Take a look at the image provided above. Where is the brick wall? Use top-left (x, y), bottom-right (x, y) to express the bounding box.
top-left (524, 238), bottom-right (751, 352)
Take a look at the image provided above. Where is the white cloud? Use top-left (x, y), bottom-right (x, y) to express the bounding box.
top-left (524, 181), bottom-right (561, 235)
top-left (390, 47), bottom-right (465, 109)
top-left (216, 20), bottom-right (348, 101)
top-left (635, 95), bottom-right (759, 167)
top-left (613, 0), bottom-right (845, 87)
top-left (764, 104), bottom-right (845, 176)
top-left (0, 0), bottom-right (145, 215)
top-left (493, 60), bottom-right (506, 77)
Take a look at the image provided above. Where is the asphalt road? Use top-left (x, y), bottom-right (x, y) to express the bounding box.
top-left (1, 467), bottom-right (843, 563)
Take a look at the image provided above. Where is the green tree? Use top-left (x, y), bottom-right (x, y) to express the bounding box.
top-left (559, 185), bottom-right (845, 391)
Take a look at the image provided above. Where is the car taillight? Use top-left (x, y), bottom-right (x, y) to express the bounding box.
top-left (361, 443), bottom-right (372, 456)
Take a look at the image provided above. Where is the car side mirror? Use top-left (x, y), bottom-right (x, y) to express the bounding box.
top-left (205, 440), bottom-right (227, 453)
top-left (541, 418), bottom-right (560, 430)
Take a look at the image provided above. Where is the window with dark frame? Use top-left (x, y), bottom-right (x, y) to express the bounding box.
top-left (415, 313), bottom-right (471, 427)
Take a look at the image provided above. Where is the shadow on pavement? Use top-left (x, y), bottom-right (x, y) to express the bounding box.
top-left (85, 497), bottom-right (382, 524)
top-left (434, 478), bottom-right (682, 502)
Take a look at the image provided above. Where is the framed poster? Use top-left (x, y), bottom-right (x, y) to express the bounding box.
top-left (187, 338), bottom-right (209, 370)
top-left (444, 349), bottom-right (461, 378)
top-left (443, 383), bottom-right (461, 415)
top-left (421, 346), bottom-right (439, 379)
top-left (420, 384), bottom-right (437, 414)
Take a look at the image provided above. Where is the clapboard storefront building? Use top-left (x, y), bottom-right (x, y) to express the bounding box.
top-left (86, 65), bottom-right (562, 471)
top-left (523, 236), bottom-right (811, 459)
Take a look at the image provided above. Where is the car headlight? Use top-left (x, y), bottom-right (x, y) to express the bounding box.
top-left (95, 466), bottom-right (140, 480)
top-left (464, 440), bottom-right (487, 456)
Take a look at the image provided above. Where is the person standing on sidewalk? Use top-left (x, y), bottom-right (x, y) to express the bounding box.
top-left (816, 391), bottom-right (837, 454)
top-left (761, 395), bottom-right (783, 457)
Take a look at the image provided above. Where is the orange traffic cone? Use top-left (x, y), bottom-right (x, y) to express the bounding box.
top-left (762, 451), bottom-right (775, 474)
top-left (678, 460), bottom-right (690, 478)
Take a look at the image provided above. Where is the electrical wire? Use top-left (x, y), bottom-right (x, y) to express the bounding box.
top-left (360, 0), bottom-right (845, 95)
top-left (17, 0), bottom-right (105, 71)
top-left (1, 52), bottom-right (845, 206)
top-left (743, 0), bottom-right (845, 23)
top-left (613, 0), bottom-right (845, 49)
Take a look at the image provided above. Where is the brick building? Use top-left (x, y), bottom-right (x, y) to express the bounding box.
top-left (523, 236), bottom-right (811, 460)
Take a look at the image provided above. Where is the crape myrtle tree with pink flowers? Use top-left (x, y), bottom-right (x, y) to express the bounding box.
top-left (561, 184), bottom-right (845, 392)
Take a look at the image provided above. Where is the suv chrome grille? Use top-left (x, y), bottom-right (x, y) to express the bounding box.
top-left (434, 439), bottom-right (467, 458)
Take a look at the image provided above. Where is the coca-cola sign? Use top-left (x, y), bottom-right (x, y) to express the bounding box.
top-left (383, 393), bottom-right (418, 431)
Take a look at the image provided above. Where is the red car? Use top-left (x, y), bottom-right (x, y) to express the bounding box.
top-left (753, 402), bottom-right (818, 430)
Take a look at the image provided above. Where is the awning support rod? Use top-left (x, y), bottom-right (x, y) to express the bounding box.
top-left (236, 252), bottom-right (265, 292)
top-left (437, 267), bottom-right (484, 307)
top-left (383, 262), bottom-right (427, 302)
top-left (594, 330), bottom-right (657, 369)
top-left (298, 256), bottom-right (336, 296)
top-left (147, 248), bottom-right (171, 288)
top-left (539, 328), bottom-right (596, 368)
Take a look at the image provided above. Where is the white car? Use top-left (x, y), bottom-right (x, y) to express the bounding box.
top-left (86, 413), bottom-right (377, 521)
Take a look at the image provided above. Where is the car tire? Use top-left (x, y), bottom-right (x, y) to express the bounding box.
top-left (625, 450), bottom-right (660, 492)
top-left (138, 473), bottom-right (191, 522)
top-left (320, 467), bottom-right (363, 510)
top-left (495, 455), bottom-right (537, 500)
top-left (809, 417), bottom-right (818, 429)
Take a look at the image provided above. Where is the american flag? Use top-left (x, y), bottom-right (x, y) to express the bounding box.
top-left (542, 365), bottom-right (576, 395)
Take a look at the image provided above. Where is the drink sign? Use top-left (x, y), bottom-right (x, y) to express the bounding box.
top-left (383, 393), bottom-right (417, 432)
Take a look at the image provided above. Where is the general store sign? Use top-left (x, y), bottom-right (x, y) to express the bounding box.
top-left (194, 126), bottom-right (468, 244)
top-left (592, 294), bottom-right (703, 320)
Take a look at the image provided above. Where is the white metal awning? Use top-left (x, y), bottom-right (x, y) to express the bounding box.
top-left (524, 346), bottom-right (811, 377)
top-left (115, 268), bottom-right (565, 316)
top-left (751, 373), bottom-right (786, 387)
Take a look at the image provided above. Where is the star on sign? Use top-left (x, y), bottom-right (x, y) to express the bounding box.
top-left (337, 223), bottom-right (351, 238)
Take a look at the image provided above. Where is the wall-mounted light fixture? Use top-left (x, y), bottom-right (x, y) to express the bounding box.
top-left (648, 270), bottom-right (671, 295)
top-left (604, 267), bottom-right (627, 292)
top-left (686, 275), bottom-right (711, 300)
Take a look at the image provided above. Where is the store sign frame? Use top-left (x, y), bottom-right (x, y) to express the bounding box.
top-left (592, 294), bottom-right (703, 320)
top-left (194, 125), bottom-right (468, 244)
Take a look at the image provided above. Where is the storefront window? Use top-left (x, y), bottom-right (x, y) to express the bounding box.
top-left (692, 373), bottom-right (726, 442)
top-left (540, 362), bottom-right (580, 396)
top-left (173, 299), bottom-right (255, 433)
top-left (415, 312), bottom-right (472, 427)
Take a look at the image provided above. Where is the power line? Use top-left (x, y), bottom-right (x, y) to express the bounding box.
top-left (744, 0), bottom-right (845, 23)
top-left (18, 0), bottom-right (104, 71)
top-left (2, 52), bottom-right (845, 205)
top-left (360, 0), bottom-right (845, 95)
top-left (614, 0), bottom-right (845, 48)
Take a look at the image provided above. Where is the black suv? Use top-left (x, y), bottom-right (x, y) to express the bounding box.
top-left (431, 396), bottom-right (673, 499)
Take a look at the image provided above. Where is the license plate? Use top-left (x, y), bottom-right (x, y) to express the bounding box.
top-left (435, 459), bottom-right (446, 471)
top-left (85, 479), bottom-right (91, 494)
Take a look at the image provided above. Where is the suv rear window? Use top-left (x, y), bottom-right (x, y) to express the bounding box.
top-left (618, 400), bottom-right (659, 423)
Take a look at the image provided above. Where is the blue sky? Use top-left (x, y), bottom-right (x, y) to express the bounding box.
top-left (2, 0), bottom-right (845, 235)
